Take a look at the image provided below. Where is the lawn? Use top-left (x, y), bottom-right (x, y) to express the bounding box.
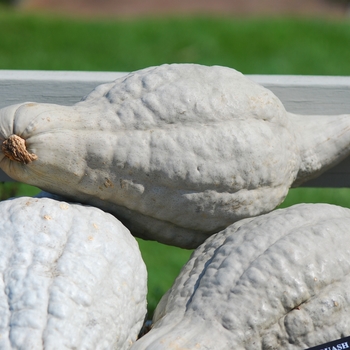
top-left (1, 9), bottom-right (350, 74)
top-left (1, 7), bottom-right (350, 317)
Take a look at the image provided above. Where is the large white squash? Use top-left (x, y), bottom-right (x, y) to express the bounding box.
top-left (1, 64), bottom-right (350, 248)
top-left (132, 204), bottom-right (350, 350)
top-left (0, 196), bottom-right (147, 350)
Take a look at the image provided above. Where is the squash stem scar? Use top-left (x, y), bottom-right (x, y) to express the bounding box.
top-left (2, 134), bottom-right (38, 164)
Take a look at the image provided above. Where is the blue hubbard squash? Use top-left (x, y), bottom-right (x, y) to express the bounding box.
top-left (0, 196), bottom-right (147, 350)
top-left (1, 64), bottom-right (350, 248)
top-left (132, 204), bottom-right (350, 350)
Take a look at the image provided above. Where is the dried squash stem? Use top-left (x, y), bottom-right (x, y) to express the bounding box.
top-left (2, 135), bottom-right (38, 164)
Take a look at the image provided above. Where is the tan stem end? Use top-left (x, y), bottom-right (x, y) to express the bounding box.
top-left (2, 135), bottom-right (38, 164)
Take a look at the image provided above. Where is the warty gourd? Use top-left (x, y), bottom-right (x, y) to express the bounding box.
top-left (131, 203), bottom-right (350, 350)
top-left (0, 196), bottom-right (147, 350)
top-left (1, 64), bottom-right (350, 248)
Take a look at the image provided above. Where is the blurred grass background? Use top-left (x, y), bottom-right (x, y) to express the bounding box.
top-left (1, 10), bottom-right (350, 74)
top-left (1, 5), bottom-right (350, 317)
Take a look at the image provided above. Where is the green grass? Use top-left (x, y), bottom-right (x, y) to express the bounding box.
top-left (1, 9), bottom-right (350, 74)
top-left (0, 182), bottom-right (41, 199)
top-left (280, 187), bottom-right (350, 209)
top-left (1, 7), bottom-right (350, 317)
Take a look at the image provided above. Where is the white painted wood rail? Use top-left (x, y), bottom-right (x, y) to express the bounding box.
top-left (0, 70), bottom-right (349, 187)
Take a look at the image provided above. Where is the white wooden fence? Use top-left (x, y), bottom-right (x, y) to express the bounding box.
top-left (0, 70), bottom-right (349, 187)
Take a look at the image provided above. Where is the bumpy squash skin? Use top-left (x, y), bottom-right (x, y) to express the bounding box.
top-left (1, 64), bottom-right (350, 248)
top-left (132, 204), bottom-right (350, 350)
top-left (0, 196), bottom-right (147, 350)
